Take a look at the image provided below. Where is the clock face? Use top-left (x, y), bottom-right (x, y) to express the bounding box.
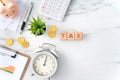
top-left (32, 52), bottom-right (57, 77)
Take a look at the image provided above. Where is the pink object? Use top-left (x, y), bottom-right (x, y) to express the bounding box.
top-left (60, 32), bottom-right (67, 40)
top-left (67, 32), bottom-right (75, 40)
top-left (0, 0), bottom-right (18, 18)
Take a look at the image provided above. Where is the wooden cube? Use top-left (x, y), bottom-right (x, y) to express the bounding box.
top-left (67, 32), bottom-right (75, 40)
top-left (60, 32), bottom-right (83, 40)
top-left (75, 32), bottom-right (83, 40)
top-left (60, 32), bottom-right (67, 40)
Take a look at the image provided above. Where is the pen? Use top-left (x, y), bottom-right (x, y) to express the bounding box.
top-left (20, 2), bottom-right (33, 34)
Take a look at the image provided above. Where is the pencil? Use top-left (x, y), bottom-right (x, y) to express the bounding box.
top-left (0, 0), bottom-right (5, 6)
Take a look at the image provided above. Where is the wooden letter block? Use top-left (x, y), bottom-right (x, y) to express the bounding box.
top-left (75, 32), bottom-right (83, 40)
top-left (60, 32), bottom-right (67, 40)
top-left (67, 32), bottom-right (75, 40)
top-left (60, 32), bottom-right (83, 40)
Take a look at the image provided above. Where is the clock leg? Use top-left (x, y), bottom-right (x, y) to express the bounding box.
top-left (48, 77), bottom-right (51, 80)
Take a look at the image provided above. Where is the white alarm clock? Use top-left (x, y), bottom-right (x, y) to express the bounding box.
top-left (31, 43), bottom-right (58, 79)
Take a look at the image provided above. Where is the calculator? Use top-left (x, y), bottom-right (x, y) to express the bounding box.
top-left (39, 0), bottom-right (71, 21)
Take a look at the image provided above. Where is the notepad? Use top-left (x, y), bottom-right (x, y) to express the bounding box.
top-left (0, 45), bottom-right (30, 80)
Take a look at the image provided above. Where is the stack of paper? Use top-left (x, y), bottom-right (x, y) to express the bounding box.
top-left (0, 0), bottom-right (27, 31)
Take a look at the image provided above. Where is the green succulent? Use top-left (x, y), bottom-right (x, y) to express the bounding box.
top-left (28, 17), bottom-right (46, 36)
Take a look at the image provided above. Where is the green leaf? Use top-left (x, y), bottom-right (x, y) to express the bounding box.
top-left (33, 17), bottom-right (37, 22)
top-left (42, 26), bottom-right (46, 28)
top-left (37, 29), bottom-right (40, 34)
top-left (28, 28), bottom-right (32, 31)
top-left (35, 30), bottom-right (38, 36)
top-left (40, 29), bottom-right (45, 34)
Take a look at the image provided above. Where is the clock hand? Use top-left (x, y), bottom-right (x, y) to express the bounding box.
top-left (43, 56), bottom-right (47, 66)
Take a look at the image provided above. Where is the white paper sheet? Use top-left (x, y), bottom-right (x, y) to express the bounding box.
top-left (0, 47), bottom-right (16, 56)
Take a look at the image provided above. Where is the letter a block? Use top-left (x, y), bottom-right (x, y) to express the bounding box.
top-left (67, 32), bottom-right (75, 40)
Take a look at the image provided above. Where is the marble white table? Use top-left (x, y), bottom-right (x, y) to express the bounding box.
top-left (0, 0), bottom-right (120, 80)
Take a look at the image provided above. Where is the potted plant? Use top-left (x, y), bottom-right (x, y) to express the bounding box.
top-left (28, 17), bottom-right (46, 36)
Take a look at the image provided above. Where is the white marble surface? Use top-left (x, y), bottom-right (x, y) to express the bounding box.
top-left (0, 0), bottom-right (120, 80)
